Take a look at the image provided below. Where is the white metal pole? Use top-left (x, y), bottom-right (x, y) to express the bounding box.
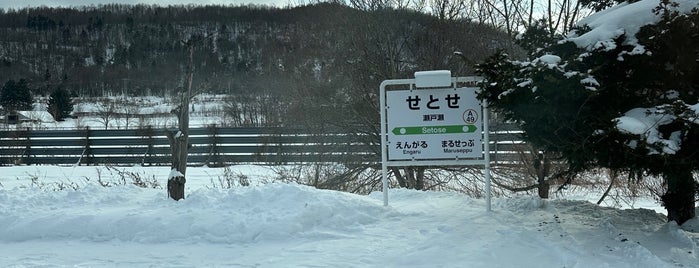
top-left (378, 78), bottom-right (415, 206)
top-left (483, 99), bottom-right (492, 212)
top-left (380, 81), bottom-right (389, 206)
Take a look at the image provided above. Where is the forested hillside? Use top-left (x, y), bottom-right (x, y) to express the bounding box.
top-left (0, 3), bottom-right (515, 125)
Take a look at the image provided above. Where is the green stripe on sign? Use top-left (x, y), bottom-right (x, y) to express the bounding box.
top-left (392, 125), bottom-right (477, 135)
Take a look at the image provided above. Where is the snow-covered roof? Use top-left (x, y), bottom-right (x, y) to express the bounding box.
top-left (17, 111), bottom-right (55, 123)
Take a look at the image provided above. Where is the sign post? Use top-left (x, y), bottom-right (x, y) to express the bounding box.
top-left (380, 71), bottom-right (491, 211)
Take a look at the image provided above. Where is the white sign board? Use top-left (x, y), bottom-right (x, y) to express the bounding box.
top-left (379, 75), bottom-right (491, 211)
top-left (386, 87), bottom-right (482, 160)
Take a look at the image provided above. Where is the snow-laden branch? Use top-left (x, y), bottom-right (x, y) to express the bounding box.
top-left (615, 101), bottom-right (699, 155)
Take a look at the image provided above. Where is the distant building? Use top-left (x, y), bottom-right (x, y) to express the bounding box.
top-left (2, 111), bottom-right (55, 124)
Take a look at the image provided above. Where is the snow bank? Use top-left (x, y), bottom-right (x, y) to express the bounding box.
top-left (0, 170), bottom-right (696, 267)
top-left (0, 183), bottom-right (385, 244)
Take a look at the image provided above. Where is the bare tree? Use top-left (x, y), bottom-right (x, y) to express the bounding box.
top-left (468, 0), bottom-right (589, 36)
top-left (490, 143), bottom-right (570, 198)
top-left (94, 98), bottom-right (117, 130)
top-left (165, 39), bottom-right (195, 201)
top-left (349, 0), bottom-right (392, 10)
top-left (164, 33), bottom-right (215, 200)
top-left (429, 0), bottom-right (467, 21)
top-left (121, 98), bottom-right (141, 130)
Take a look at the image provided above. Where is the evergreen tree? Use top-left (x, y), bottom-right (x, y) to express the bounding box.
top-left (47, 86), bottom-right (73, 121)
top-left (477, 1), bottom-right (698, 224)
top-left (0, 79), bottom-right (33, 113)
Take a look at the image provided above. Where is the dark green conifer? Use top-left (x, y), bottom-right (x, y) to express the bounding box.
top-left (477, 3), bottom-right (698, 224)
top-left (0, 79), bottom-right (33, 113)
top-left (47, 86), bottom-right (74, 121)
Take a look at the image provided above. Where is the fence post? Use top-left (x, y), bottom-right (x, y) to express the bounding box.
top-left (206, 124), bottom-right (221, 167)
top-left (259, 127), bottom-right (283, 164)
top-left (138, 126), bottom-right (155, 166)
top-left (81, 126), bottom-right (93, 166)
top-left (22, 127), bottom-right (31, 165)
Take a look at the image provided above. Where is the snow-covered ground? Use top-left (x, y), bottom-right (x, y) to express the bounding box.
top-left (1, 1), bottom-right (698, 266)
top-left (0, 165), bottom-right (697, 267)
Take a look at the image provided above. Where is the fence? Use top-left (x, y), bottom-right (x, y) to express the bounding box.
top-left (0, 124), bottom-right (525, 166)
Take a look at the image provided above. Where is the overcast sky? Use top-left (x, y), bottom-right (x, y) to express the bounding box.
top-left (0, 0), bottom-right (291, 9)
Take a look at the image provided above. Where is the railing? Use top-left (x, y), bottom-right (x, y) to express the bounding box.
top-left (0, 124), bottom-right (526, 166)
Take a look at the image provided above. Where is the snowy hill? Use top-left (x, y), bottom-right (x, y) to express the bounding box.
top-left (0, 167), bottom-right (697, 267)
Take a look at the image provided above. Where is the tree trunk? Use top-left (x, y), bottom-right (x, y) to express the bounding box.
top-left (391, 167), bottom-right (407, 188)
top-left (661, 166), bottom-right (696, 225)
top-left (537, 179), bottom-right (550, 199)
top-left (167, 129), bottom-right (188, 200)
top-left (390, 167), bottom-right (425, 190)
top-left (405, 168), bottom-right (415, 189)
top-left (535, 152), bottom-right (551, 199)
top-left (415, 167), bottom-right (425, 190)
top-left (167, 41), bottom-right (194, 201)
top-left (597, 169), bottom-right (617, 205)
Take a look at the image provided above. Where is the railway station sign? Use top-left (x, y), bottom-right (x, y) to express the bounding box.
top-left (379, 71), bottom-right (492, 210)
top-left (385, 87), bottom-right (482, 160)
